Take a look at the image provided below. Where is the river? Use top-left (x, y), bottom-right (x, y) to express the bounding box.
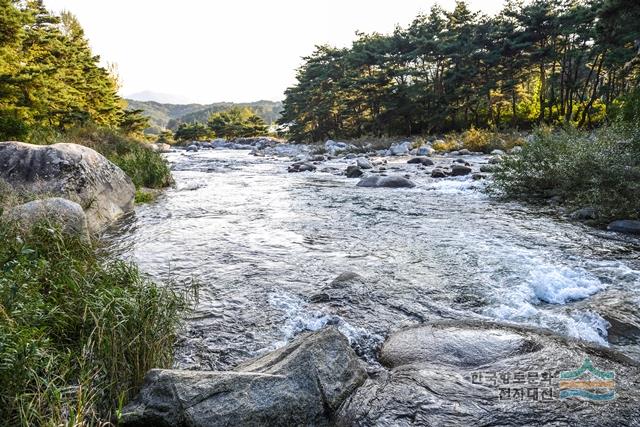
top-left (105, 149), bottom-right (640, 370)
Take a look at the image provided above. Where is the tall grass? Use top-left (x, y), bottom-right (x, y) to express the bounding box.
top-left (0, 212), bottom-right (193, 425)
top-left (491, 124), bottom-right (640, 222)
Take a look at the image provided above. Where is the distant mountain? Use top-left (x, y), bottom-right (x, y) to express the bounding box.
top-left (125, 99), bottom-right (283, 135)
top-left (126, 91), bottom-right (194, 104)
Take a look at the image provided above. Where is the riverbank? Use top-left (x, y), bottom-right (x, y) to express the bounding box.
top-left (0, 139), bottom-right (186, 425)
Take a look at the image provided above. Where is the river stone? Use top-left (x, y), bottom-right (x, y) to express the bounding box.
top-left (186, 144), bottom-right (199, 152)
top-left (288, 161), bottom-right (316, 173)
top-left (121, 327), bottom-right (366, 427)
top-left (338, 320), bottom-right (640, 426)
top-left (356, 175), bottom-right (416, 188)
top-left (356, 157), bottom-right (372, 169)
top-left (450, 164), bottom-right (472, 176)
top-left (480, 164), bottom-right (499, 173)
top-left (0, 141), bottom-right (135, 232)
top-left (6, 198), bottom-right (90, 240)
top-left (407, 157), bottom-right (434, 166)
top-left (431, 168), bottom-right (447, 178)
top-left (345, 165), bottom-right (363, 178)
top-left (380, 324), bottom-right (533, 368)
top-left (458, 148), bottom-right (472, 155)
top-left (607, 220), bottom-right (640, 235)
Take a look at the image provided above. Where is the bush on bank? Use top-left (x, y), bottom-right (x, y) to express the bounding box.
top-left (491, 124), bottom-right (640, 223)
top-left (0, 190), bottom-right (192, 425)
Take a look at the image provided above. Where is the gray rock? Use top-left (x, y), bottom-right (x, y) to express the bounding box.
top-left (431, 168), bottom-right (447, 178)
top-left (186, 144), bottom-right (199, 152)
top-left (458, 148), bottom-right (472, 155)
top-left (571, 207), bottom-right (598, 220)
top-left (0, 141), bottom-right (135, 232)
top-left (356, 157), bottom-right (373, 169)
top-left (356, 175), bottom-right (416, 188)
top-left (607, 220), bottom-right (640, 235)
top-left (6, 198), bottom-right (90, 240)
top-left (154, 143), bottom-right (171, 153)
top-left (389, 141), bottom-right (411, 156)
top-left (407, 157), bottom-right (434, 166)
top-left (345, 165), bottom-right (364, 178)
top-left (121, 327), bottom-right (367, 427)
top-left (450, 164), bottom-right (472, 176)
top-left (288, 162), bottom-right (317, 173)
top-left (338, 320), bottom-right (640, 426)
top-left (325, 140), bottom-right (353, 156)
top-left (490, 149), bottom-right (505, 155)
top-left (416, 146), bottom-right (435, 156)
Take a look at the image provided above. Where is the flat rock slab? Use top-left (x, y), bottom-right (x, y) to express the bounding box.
top-left (122, 327), bottom-right (366, 427)
top-left (380, 324), bottom-right (534, 368)
top-left (339, 320), bottom-right (640, 426)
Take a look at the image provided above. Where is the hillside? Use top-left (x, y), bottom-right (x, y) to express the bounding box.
top-left (126, 99), bottom-right (283, 134)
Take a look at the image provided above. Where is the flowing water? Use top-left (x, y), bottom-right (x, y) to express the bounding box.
top-left (105, 149), bottom-right (640, 370)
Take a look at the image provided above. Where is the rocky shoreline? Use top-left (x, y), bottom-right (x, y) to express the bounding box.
top-left (122, 320), bottom-right (640, 426)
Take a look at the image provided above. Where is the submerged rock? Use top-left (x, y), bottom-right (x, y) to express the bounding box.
top-left (356, 175), bottom-right (416, 188)
top-left (186, 144), bottom-right (199, 152)
top-left (338, 320), bottom-right (640, 426)
top-left (607, 220), bottom-right (640, 235)
top-left (407, 157), bottom-right (434, 166)
top-left (121, 327), bottom-right (366, 427)
top-left (6, 198), bottom-right (90, 240)
top-left (345, 165), bottom-right (364, 178)
top-left (0, 141), bottom-right (135, 232)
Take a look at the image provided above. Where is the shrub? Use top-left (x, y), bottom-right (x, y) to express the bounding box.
top-left (0, 218), bottom-right (194, 426)
top-left (432, 137), bottom-right (461, 152)
top-left (55, 126), bottom-right (173, 189)
top-left (491, 124), bottom-right (640, 222)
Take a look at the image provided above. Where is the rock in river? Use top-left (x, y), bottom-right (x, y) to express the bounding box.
top-left (356, 157), bottom-right (373, 169)
top-left (450, 164), bottom-right (472, 176)
top-left (0, 141), bottom-right (135, 232)
top-left (607, 220), bottom-right (640, 235)
top-left (356, 175), bottom-right (416, 188)
top-left (288, 161), bottom-right (317, 173)
top-left (338, 320), bottom-right (640, 426)
top-left (345, 165), bottom-right (364, 178)
top-left (431, 168), bottom-right (447, 178)
top-left (407, 157), bottom-right (434, 166)
top-left (121, 327), bottom-right (367, 427)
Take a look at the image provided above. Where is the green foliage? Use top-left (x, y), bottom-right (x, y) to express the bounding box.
top-left (279, 0), bottom-right (640, 141)
top-left (0, 2), bottom-right (124, 139)
top-left (207, 107), bottom-right (268, 139)
top-left (134, 189), bottom-right (157, 204)
top-left (492, 125), bottom-right (640, 222)
top-left (0, 218), bottom-right (193, 425)
top-left (173, 122), bottom-right (210, 142)
top-left (57, 127), bottom-right (173, 189)
top-left (119, 109), bottom-right (151, 138)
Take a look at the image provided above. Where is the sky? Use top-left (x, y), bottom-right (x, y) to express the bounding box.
top-left (43, 0), bottom-right (505, 104)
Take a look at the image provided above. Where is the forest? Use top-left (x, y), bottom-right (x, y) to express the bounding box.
top-left (279, 0), bottom-right (640, 142)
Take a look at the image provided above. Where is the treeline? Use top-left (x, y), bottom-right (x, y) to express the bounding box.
top-left (279, 0), bottom-right (640, 142)
top-left (0, 0), bottom-right (142, 141)
top-left (173, 107), bottom-right (268, 142)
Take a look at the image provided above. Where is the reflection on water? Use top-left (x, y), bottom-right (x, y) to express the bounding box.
top-left (105, 150), bottom-right (640, 369)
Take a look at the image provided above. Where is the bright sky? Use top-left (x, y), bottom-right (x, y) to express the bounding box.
top-left (44, 0), bottom-right (505, 104)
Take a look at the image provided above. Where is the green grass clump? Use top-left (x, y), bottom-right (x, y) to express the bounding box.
top-left (134, 189), bottom-right (157, 204)
top-left (491, 124), bottom-right (640, 223)
top-left (0, 218), bottom-right (193, 426)
top-left (56, 126), bottom-right (174, 190)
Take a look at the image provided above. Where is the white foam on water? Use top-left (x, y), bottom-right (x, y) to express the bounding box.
top-left (267, 291), bottom-right (383, 360)
top-left (529, 265), bottom-right (605, 304)
top-left (424, 178), bottom-right (478, 195)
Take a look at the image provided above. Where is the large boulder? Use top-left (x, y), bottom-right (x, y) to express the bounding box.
top-left (356, 175), bottom-right (416, 188)
top-left (0, 142), bottom-right (135, 232)
top-left (6, 198), bottom-right (90, 240)
top-left (338, 321), bottom-right (640, 426)
top-left (607, 220), bottom-right (640, 235)
top-left (121, 327), bottom-right (366, 426)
